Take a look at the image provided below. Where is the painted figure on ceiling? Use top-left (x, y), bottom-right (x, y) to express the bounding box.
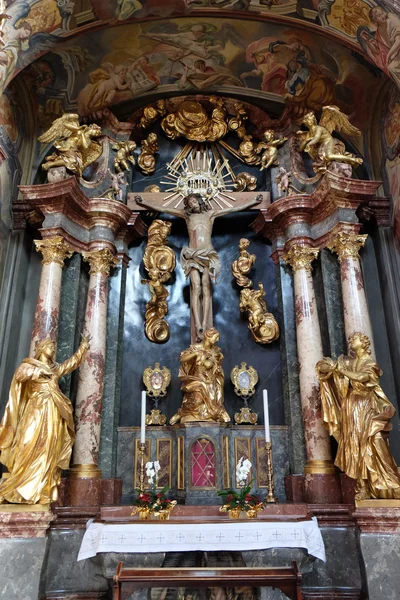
top-left (358, 6), bottom-right (400, 89)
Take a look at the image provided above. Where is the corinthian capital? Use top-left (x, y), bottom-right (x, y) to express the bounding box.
top-left (327, 232), bottom-right (367, 262)
top-left (282, 245), bottom-right (319, 272)
top-left (34, 236), bottom-right (74, 266)
top-left (82, 248), bottom-right (120, 276)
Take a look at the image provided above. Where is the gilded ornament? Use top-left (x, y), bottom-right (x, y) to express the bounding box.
top-left (170, 328), bottom-right (230, 425)
top-left (34, 236), bottom-right (73, 266)
top-left (142, 220), bottom-right (176, 344)
top-left (38, 113), bottom-right (102, 177)
top-left (161, 97), bottom-right (228, 143)
top-left (112, 140), bottom-right (136, 172)
top-left (0, 336), bottom-right (89, 504)
top-left (316, 332), bottom-right (400, 501)
top-left (101, 169), bottom-right (127, 202)
top-left (296, 106), bottom-right (363, 173)
top-left (327, 232), bottom-right (367, 262)
top-left (82, 248), bottom-right (120, 276)
top-left (282, 245), bottom-right (319, 272)
top-left (240, 284), bottom-right (280, 345)
top-left (140, 99), bottom-right (167, 129)
top-left (232, 238), bottom-right (256, 288)
top-left (137, 133), bottom-right (159, 175)
top-left (233, 172), bottom-right (257, 192)
top-left (143, 362), bottom-right (171, 398)
top-left (234, 407), bottom-right (258, 425)
top-left (145, 410), bottom-right (167, 426)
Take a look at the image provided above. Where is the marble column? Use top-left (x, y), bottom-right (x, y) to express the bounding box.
top-left (283, 244), bottom-right (340, 503)
top-left (30, 236), bottom-right (73, 356)
top-left (327, 232), bottom-right (375, 357)
top-left (69, 248), bottom-right (119, 502)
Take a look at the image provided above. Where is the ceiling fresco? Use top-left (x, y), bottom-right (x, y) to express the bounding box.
top-left (0, 0), bottom-right (398, 103)
top-left (17, 16), bottom-right (380, 136)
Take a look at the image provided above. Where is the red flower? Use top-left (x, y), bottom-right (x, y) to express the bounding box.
top-left (226, 494), bottom-right (234, 502)
top-left (245, 495), bottom-right (253, 502)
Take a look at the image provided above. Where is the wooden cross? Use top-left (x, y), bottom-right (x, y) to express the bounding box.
top-left (128, 191), bottom-right (270, 343)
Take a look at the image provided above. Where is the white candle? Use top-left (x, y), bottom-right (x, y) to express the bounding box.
top-left (140, 391), bottom-right (146, 444)
top-left (263, 389), bottom-right (270, 443)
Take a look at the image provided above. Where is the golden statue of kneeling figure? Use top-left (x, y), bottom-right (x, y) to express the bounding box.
top-left (170, 328), bottom-right (230, 424)
top-left (316, 332), bottom-right (400, 501)
top-left (0, 336), bottom-right (89, 505)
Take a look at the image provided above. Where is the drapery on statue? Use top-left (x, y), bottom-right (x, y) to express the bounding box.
top-left (0, 337), bottom-right (89, 505)
top-left (135, 192), bottom-right (262, 341)
top-left (296, 106), bottom-right (363, 173)
top-left (170, 328), bottom-right (230, 424)
top-left (316, 332), bottom-right (400, 501)
top-left (38, 113), bottom-right (102, 177)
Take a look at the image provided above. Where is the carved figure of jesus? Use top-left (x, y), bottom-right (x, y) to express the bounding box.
top-left (135, 192), bottom-right (262, 341)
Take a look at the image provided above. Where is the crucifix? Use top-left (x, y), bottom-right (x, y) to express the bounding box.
top-left (128, 189), bottom-right (269, 342)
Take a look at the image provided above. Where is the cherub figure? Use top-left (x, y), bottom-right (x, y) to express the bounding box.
top-left (138, 132), bottom-right (159, 175)
top-left (102, 169), bottom-right (127, 202)
top-left (258, 129), bottom-right (287, 171)
top-left (38, 114), bottom-right (102, 177)
top-left (240, 283), bottom-right (279, 344)
top-left (112, 140), bottom-right (136, 172)
top-left (232, 238), bottom-right (256, 288)
top-left (296, 106), bottom-right (363, 173)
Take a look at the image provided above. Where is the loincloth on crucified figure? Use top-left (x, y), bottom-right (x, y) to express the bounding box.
top-left (180, 247), bottom-right (221, 282)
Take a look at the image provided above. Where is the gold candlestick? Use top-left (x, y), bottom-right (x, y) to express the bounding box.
top-left (139, 442), bottom-right (146, 492)
top-left (265, 441), bottom-right (277, 503)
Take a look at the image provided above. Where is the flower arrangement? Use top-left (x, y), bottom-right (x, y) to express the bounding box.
top-left (132, 461), bottom-right (177, 520)
top-left (218, 457), bottom-right (265, 518)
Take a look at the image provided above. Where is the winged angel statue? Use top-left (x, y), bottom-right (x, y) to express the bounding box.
top-left (38, 113), bottom-right (103, 177)
top-left (296, 106), bottom-right (363, 173)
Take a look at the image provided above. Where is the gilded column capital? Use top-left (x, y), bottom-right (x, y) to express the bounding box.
top-left (82, 248), bottom-right (120, 276)
top-left (34, 236), bottom-right (74, 266)
top-left (282, 245), bottom-right (319, 272)
top-left (327, 232), bottom-right (367, 262)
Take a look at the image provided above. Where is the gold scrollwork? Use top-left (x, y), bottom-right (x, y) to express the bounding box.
top-left (138, 133), bottom-right (159, 175)
top-left (161, 97), bottom-right (228, 143)
top-left (231, 238), bottom-right (256, 288)
top-left (142, 220), bottom-right (176, 343)
top-left (240, 285), bottom-right (280, 345)
top-left (232, 239), bottom-right (279, 344)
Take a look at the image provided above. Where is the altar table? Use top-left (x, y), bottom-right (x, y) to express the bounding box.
top-left (78, 518), bottom-right (325, 562)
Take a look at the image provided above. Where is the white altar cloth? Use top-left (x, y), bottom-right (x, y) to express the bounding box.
top-left (78, 518), bottom-right (325, 562)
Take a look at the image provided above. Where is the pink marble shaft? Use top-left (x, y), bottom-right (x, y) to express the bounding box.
top-left (30, 237), bottom-right (73, 356)
top-left (328, 233), bottom-right (375, 358)
top-left (283, 246), bottom-right (333, 466)
top-left (72, 249), bottom-right (119, 470)
top-left (339, 256), bottom-right (375, 358)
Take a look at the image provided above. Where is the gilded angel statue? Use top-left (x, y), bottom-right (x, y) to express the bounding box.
top-left (258, 129), bottom-right (287, 171)
top-left (113, 140), bottom-right (136, 172)
top-left (38, 113), bottom-right (103, 177)
top-left (296, 106), bottom-right (363, 173)
top-left (240, 284), bottom-right (280, 345)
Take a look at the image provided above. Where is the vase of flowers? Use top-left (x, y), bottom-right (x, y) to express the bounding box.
top-left (218, 457), bottom-right (265, 519)
top-left (131, 461), bottom-right (177, 519)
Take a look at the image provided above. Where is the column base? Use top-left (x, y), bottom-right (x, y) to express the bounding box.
top-left (69, 464), bottom-right (102, 479)
top-left (285, 472), bottom-right (342, 503)
top-left (63, 475), bottom-right (122, 508)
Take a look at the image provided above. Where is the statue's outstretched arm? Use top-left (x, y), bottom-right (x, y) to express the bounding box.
top-left (57, 336), bottom-right (90, 378)
top-left (216, 194), bottom-right (262, 217)
top-left (135, 194), bottom-right (184, 217)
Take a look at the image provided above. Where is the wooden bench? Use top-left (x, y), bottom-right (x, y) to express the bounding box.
top-left (113, 562), bottom-right (302, 600)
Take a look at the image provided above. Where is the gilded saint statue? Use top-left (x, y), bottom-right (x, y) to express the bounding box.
top-left (0, 337), bottom-right (89, 505)
top-left (316, 332), bottom-right (400, 501)
top-left (170, 328), bottom-right (230, 425)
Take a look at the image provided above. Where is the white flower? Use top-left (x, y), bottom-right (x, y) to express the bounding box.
top-left (154, 461), bottom-right (161, 472)
top-left (236, 456), bottom-right (252, 485)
